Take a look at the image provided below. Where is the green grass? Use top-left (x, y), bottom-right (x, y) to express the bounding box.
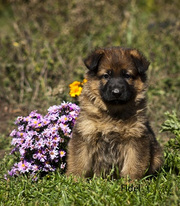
top-left (0, 166), bottom-right (180, 206)
top-left (0, 0), bottom-right (180, 205)
top-left (0, 168), bottom-right (180, 205)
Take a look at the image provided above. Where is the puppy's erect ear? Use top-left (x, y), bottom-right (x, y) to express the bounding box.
top-left (130, 49), bottom-right (150, 74)
top-left (84, 50), bottom-right (104, 71)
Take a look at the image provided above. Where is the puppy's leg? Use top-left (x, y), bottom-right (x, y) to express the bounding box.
top-left (120, 145), bottom-right (149, 180)
top-left (147, 144), bottom-right (163, 175)
top-left (66, 138), bottom-right (92, 178)
top-left (145, 124), bottom-right (163, 175)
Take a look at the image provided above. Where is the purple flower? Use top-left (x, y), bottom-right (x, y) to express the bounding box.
top-left (10, 129), bottom-right (17, 137)
top-left (23, 137), bottom-right (33, 149)
top-left (15, 116), bottom-right (24, 125)
top-left (61, 162), bottom-right (66, 169)
top-left (35, 139), bottom-right (45, 149)
top-left (33, 153), bottom-right (38, 159)
top-left (59, 115), bottom-right (69, 123)
top-left (8, 168), bottom-right (17, 176)
top-left (59, 123), bottom-right (71, 135)
top-left (59, 150), bottom-right (66, 158)
top-left (31, 164), bottom-right (39, 172)
top-left (7, 102), bottom-right (80, 180)
top-left (47, 105), bottom-right (60, 114)
top-left (18, 125), bottom-right (24, 132)
top-left (49, 149), bottom-right (59, 160)
top-left (17, 160), bottom-right (31, 173)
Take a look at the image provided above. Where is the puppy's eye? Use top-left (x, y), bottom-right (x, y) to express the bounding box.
top-left (124, 73), bottom-right (132, 79)
top-left (103, 73), bottom-right (110, 79)
top-left (103, 71), bottom-right (111, 79)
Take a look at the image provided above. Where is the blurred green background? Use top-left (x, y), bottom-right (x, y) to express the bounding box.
top-left (0, 0), bottom-right (179, 157)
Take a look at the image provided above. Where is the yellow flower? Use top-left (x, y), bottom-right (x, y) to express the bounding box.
top-left (69, 79), bottom-right (87, 97)
top-left (82, 79), bottom-right (88, 84)
top-left (69, 85), bottom-right (82, 97)
top-left (69, 81), bottom-right (81, 89)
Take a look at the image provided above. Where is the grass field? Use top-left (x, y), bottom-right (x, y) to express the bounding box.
top-left (0, 0), bottom-right (180, 205)
top-left (0, 170), bottom-right (179, 205)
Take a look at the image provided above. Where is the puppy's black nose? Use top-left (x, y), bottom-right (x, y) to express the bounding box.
top-left (112, 88), bottom-right (122, 97)
top-left (112, 88), bottom-right (120, 94)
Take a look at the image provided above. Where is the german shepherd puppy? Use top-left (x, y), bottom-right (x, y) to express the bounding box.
top-left (66, 47), bottom-right (163, 180)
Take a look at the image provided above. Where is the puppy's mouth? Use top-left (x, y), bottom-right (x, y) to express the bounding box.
top-left (102, 96), bottom-right (131, 105)
top-left (106, 99), bottom-right (129, 105)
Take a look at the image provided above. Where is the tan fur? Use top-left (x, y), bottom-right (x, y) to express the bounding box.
top-left (66, 47), bottom-right (163, 180)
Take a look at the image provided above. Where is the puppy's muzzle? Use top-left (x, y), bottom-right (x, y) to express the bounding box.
top-left (111, 85), bottom-right (125, 98)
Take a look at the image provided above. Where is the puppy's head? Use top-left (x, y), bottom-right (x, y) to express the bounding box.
top-left (84, 47), bottom-right (150, 105)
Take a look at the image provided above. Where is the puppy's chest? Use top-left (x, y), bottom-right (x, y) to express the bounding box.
top-left (90, 131), bottom-right (124, 166)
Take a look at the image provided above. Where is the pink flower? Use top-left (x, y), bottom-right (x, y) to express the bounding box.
top-left (61, 162), bottom-right (66, 169)
top-left (17, 161), bottom-right (31, 173)
top-left (49, 149), bottom-right (58, 160)
top-left (59, 150), bottom-right (66, 158)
